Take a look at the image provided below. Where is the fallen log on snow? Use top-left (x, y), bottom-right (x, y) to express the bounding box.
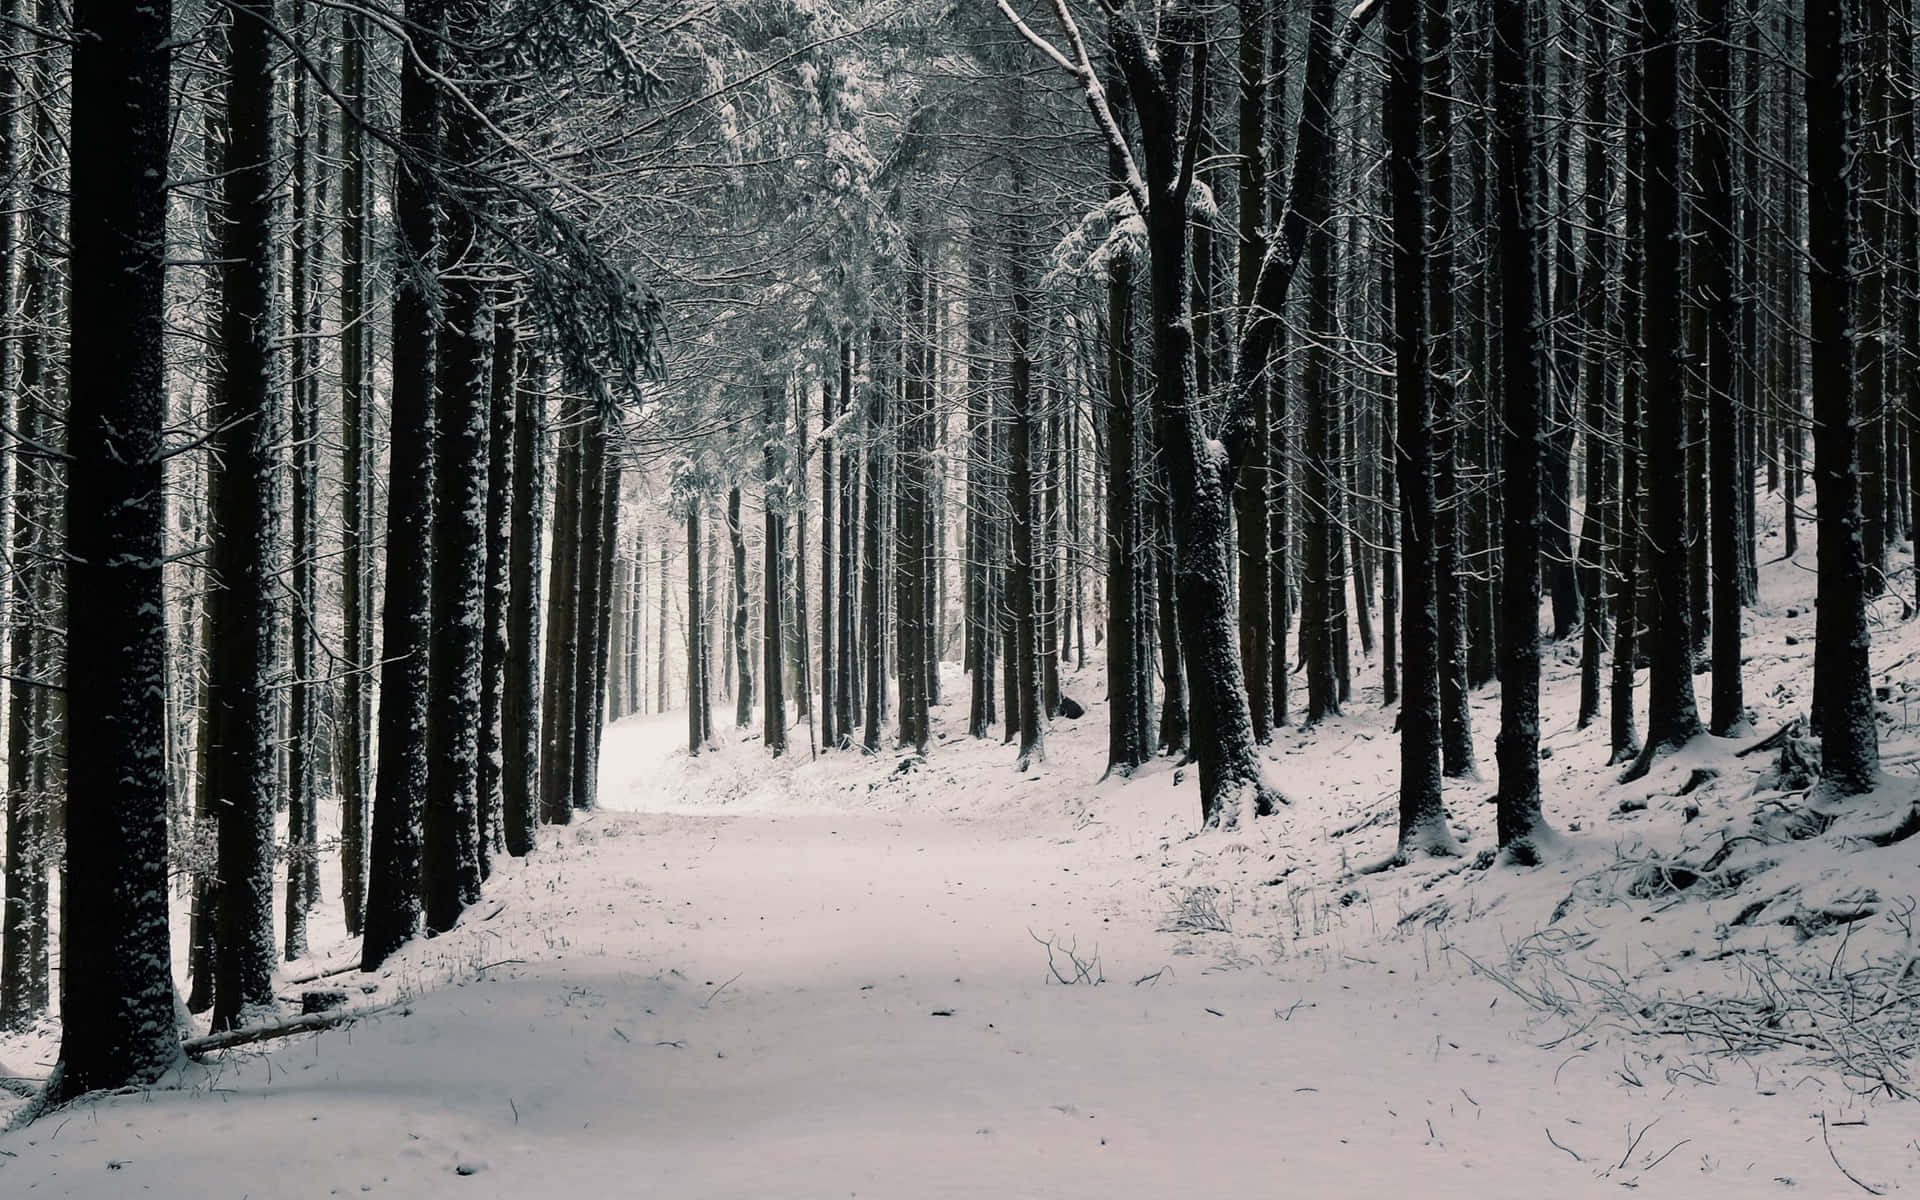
top-left (183, 1001), bottom-right (410, 1058)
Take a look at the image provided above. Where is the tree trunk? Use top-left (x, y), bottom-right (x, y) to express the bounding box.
top-left (51, 0), bottom-right (184, 1097)
top-left (1429, 0), bottom-right (1474, 775)
top-left (209, 0), bottom-right (284, 1028)
top-left (764, 382), bottom-right (789, 756)
top-left (1388, 0), bottom-right (1456, 861)
top-left (502, 332), bottom-right (542, 857)
top-left (1805, 0), bottom-right (1879, 793)
top-left (1491, 0), bottom-right (1556, 864)
top-left (337, 3), bottom-right (372, 929)
top-left (480, 297), bottom-right (518, 857)
top-left (1636, 0), bottom-right (1706, 760)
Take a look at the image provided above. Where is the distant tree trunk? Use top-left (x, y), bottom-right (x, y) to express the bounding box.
top-left (338, 2), bottom-right (372, 931)
top-left (897, 238), bottom-right (931, 754)
top-left (1387, 0), bottom-right (1455, 862)
top-left (820, 363), bottom-right (837, 749)
top-left (1429, 0), bottom-right (1473, 775)
top-left (764, 383), bottom-right (790, 756)
top-left (209, 0), bottom-right (284, 1028)
top-left (1234, 0), bottom-right (1272, 742)
top-left (1303, 179), bottom-right (1340, 724)
top-left (1491, 0), bottom-right (1556, 864)
top-left (1103, 63), bottom-right (1148, 769)
top-left (1636, 0), bottom-right (1706, 761)
top-left (50, 0), bottom-right (184, 1098)
top-left (1576, 12), bottom-right (1613, 733)
top-left (1612, 0), bottom-right (1646, 764)
top-left (285, 0), bottom-right (320, 960)
top-left (728, 486), bottom-right (753, 729)
top-left (570, 419), bottom-right (610, 805)
top-left (1699, 0), bottom-right (1744, 734)
top-left (480, 298), bottom-right (518, 856)
top-left (861, 343), bottom-right (886, 753)
top-left (657, 537), bottom-right (670, 714)
top-left (1805, 0), bottom-right (1879, 793)
top-left (1008, 183), bottom-right (1044, 770)
top-left (502, 337), bottom-right (542, 857)
top-left (687, 505), bottom-right (706, 754)
top-left (539, 391), bottom-right (581, 826)
top-left (967, 235), bottom-right (1000, 740)
top-left (1858, 0), bottom-right (1889, 594)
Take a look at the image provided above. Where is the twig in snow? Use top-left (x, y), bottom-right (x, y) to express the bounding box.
top-left (702, 971), bottom-right (743, 1008)
top-left (1821, 1112), bottom-right (1884, 1195)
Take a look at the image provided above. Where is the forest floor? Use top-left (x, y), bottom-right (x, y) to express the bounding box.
top-left (4, 510), bottom-right (1920, 1197)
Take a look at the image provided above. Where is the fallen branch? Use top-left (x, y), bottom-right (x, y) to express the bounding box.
top-left (286, 962), bottom-right (361, 986)
top-left (183, 1001), bottom-right (409, 1057)
top-left (1545, 1126), bottom-right (1582, 1163)
top-left (1821, 1112), bottom-right (1884, 1195)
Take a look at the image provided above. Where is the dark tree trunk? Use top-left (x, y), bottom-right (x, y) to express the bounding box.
top-left (480, 300), bottom-right (517, 857)
top-left (765, 383), bottom-right (790, 756)
top-left (285, 1), bottom-right (319, 960)
top-left (1388, 0), bottom-right (1456, 861)
top-left (1234, 0), bottom-right (1272, 742)
top-left (1636, 0), bottom-right (1705, 760)
top-left (1858, 0), bottom-right (1889, 594)
top-left (861, 342), bottom-right (886, 754)
top-left (539, 390), bottom-right (581, 826)
top-left (1429, 0), bottom-right (1474, 775)
top-left (729, 486), bottom-right (753, 729)
top-left (424, 68), bottom-right (491, 925)
top-left (1008, 144), bottom-right (1044, 769)
top-left (210, 0), bottom-right (283, 1028)
top-left (363, 0), bottom-right (446, 970)
top-left (698, 503), bottom-right (714, 748)
top-left (820, 363), bottom-right (837, 749)
top-left (1491, 0), bottom-right (1556, 864)
top-left (1612, 0), bottom-right (1646, 764)
top-left (1576, 13), bottom-right (1613, 733)
top-left (967, 235), bottom-right (1001, 741)
top-left (338, 3), bottom-right (372, 926)
top-left (502, 338), bottom-right (543, 857)
top-left (1805, 0), bottom-right (1879, 793)
top-left (570, 420), bottom-right (610, 805)
top-left (1303, 177), bottom-right (1340, 725)
top-left (50, 0), bottom-right (182, 1097)
top-left (1700, 0), bottom-right (1744, 734)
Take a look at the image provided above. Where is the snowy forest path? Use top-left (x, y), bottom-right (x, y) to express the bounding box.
top-left (2, 710), bottom-right (1914, 1196)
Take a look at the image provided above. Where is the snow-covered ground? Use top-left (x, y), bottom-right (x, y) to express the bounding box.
top-left (3, 504), bottom-right (1919, 1197)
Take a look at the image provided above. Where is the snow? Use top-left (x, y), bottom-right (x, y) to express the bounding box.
top-left (3, 495), bottom-right (1920, 1196)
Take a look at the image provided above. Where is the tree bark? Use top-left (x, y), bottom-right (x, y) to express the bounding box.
top-left (51, 0), bottom-right (184, 1097)
top-left (1491, 0), bottom-right (1556, 864)
top-left (210, 0), bottom-right (284, 1028)
top-left (1805, 0), bottom-right (1879, 793)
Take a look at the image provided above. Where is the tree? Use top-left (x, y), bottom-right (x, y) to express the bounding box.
top-left (208, 0), bottom-right (284, 1029)
top-left (502, 324), bottom-right (544, 858)
top-left (728, 485), bottom-right (753, 729)
top-left (1699, 0), bottom-right (1745, 735)
top-left (1491, 0), bottom-right (1557, 864)
top-left (337, 1), bottom-right (373, 931)
top-left (1805, 0), bottom-right (1879, 794)
top-left (1632, 0), bottom-right (1706, 770)
top-left (363, 0), bottom-right (446, 970)
top-left (1386, 0), bottom-right (1457, 864)
top-left (49, 0), bottom-right (182, 1099)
